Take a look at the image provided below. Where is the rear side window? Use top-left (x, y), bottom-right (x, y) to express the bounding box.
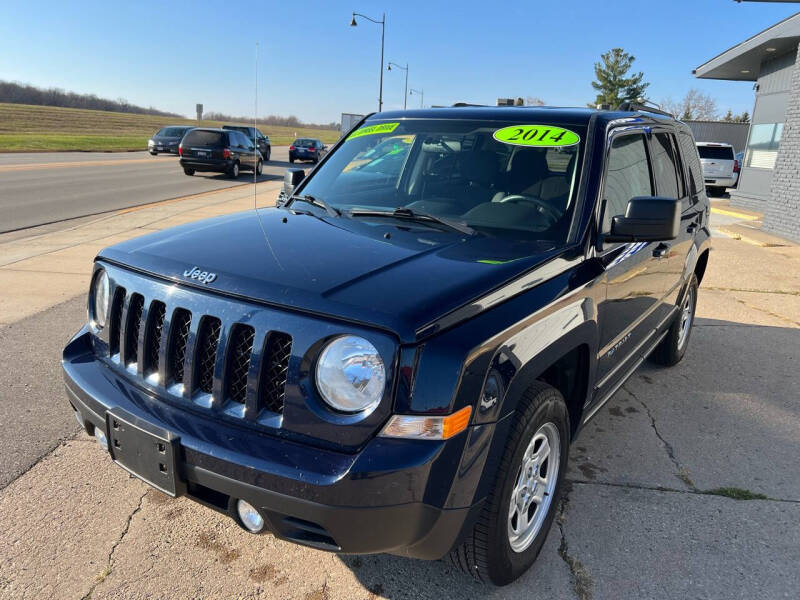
top-left (678, 133), bottom-right (704, 196)
top-left (183, 130), bottom-right (225, 147)
top-left (697, 145), bottom-right (734, 160)
top-left (651, 133), bottom-right (681, 200)
top-left (603, 133), bottom-right (652, 232)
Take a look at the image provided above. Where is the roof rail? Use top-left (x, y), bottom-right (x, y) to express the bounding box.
top-left (616, 98), bottom-right (674, 118)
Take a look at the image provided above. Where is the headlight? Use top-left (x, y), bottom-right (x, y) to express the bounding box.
top-left (91, 268), bottom-right (110, 328)
top-left (148, 139), bottom-right (154, 145)
top-left (316, 335), bottom-right (385, 413)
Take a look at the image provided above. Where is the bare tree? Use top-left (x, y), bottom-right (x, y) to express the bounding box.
top-left (525, 96), bottom-right (546, 106)
top-left (662, 89), bottom-right (719, 120)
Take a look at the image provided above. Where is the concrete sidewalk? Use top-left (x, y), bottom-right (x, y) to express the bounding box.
top-left (0, 181), bottom-right (281, 324)
top-left (711, 198), bottom-right (797, 247)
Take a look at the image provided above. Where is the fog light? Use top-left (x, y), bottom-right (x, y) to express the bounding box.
top-left (94, 426), bottom-right (108, 452)
top-left (236, 499), bottom-right (265, 533)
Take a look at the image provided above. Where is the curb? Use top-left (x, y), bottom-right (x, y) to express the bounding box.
top-left (710, 207), bottom-right (760, 221)
top-left (716, 226), bottom-right (788, 247)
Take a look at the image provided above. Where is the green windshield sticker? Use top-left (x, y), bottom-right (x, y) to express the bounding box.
top-left (348, 122), bottom-right (400, 139)
top-left (493, 125), bottom-right (580, 147)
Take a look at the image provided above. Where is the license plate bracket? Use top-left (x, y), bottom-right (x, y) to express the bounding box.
top-left (106, 408), bottom-right (183, 497)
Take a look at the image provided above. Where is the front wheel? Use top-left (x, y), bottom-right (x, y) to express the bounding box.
top-left (150, 151), bottom-right (157, 156)
top-left (265, 149), bottom-right (271, 162)
top-left (255, 160), bottom-right (263, 176)
top-left (183, 168), bottom-right (195, 176)
top-left (448, 381), bottom-right (570, 585)
top-left (649, 273), bottom-right (698, 366)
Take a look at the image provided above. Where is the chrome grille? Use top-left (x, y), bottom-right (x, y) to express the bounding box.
top-left (261, 332), bottom-right (292, 414)
top-left (226, 325), bottom-right (255, 404)
top-left (195, 317), bottom-right (221, 394)
top-left (169, 309), bottom-right (191, 385)
top-left (145, 301), bottom-right (166, 377)
top-left (98, 275), bottom-right (299, 427)
top-left (108, 287), bottom-right (126, 356)
top-left (125, 294), bottom-right (144, 366)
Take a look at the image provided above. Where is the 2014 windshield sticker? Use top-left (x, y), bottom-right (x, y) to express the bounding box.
top-left (493, 125), bottom-right (580, 147)
top-left (349, 122), bottom-right (400, 139)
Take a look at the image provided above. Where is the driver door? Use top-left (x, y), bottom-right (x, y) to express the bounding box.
top-left (594, 130), bottom-right (667, 400)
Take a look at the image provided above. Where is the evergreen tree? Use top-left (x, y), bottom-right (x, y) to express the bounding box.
top-left (590, 48), bottom-right (649, 108)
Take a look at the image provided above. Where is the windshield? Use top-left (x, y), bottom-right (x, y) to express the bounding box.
top-left (298, 119), bottom-right (584, 241)
top-left (697, 145), bottom-right (734, 160)
top-left (183, 130), bottom-right (225, 146)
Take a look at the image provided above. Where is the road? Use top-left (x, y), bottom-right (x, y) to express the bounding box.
top-left (1, 205), bottom-right (799, 599)
top-left (0, 147), bottom-right (300, 233)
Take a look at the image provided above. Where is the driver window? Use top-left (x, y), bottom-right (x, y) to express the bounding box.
top-left (602, 133), bottom-right (652, 233)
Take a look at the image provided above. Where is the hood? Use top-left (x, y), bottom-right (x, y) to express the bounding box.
top-left (99, 208), bottom-right (563, 342)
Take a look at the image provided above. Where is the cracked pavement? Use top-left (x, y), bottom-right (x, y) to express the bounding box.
top-left (1, 213), bottom-right (799, 599)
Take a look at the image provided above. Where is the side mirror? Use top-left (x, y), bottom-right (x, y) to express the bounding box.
top-left (604, 196), bottom-right (680, 243)
top-left (280, 168), bottom-right (306, 203)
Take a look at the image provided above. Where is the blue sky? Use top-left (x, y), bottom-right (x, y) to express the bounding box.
top-left (1, 1), bottom-right (797, 123)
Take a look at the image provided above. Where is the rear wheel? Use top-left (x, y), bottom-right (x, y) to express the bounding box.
top-left (228, 161), bottom-right (240, 179)
top-left (448, 381), bottom-right (569, 585)
top-left (650, 273), bottom-right (698, 366)
top-left (183, 168), bottom-right (195, 176)
top-left (289, 156), bottom-right (295, 164)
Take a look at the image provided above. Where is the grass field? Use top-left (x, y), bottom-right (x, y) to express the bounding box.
top-left (0, 103), bottom-right (340, 151)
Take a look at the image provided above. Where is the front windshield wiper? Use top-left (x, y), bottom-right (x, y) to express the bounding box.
top-left (348, 207), bottom-right (476, 236)
top-left (287, 194), bottom-right (340, 217)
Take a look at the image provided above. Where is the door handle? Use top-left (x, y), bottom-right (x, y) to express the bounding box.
top-left (652, 243), bottom-right (670, 258)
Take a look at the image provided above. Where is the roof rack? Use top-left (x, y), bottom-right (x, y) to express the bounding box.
top-left (615, 98), bottom-right (674, 118)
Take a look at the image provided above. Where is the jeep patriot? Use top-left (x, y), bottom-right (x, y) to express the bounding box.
top-left (63, 105), bottom-right (710, 585)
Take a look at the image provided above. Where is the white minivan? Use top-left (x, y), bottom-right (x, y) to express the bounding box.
top-left (696, 142), bottom-right (738, 196)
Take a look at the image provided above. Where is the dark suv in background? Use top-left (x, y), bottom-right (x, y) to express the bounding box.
top-left (289, 138), bottom-right (326, 163)
top-left (223, 125), bottom-right (271, 161)
top-left (178, 128), bottom-right (262, 178)
top-left (148, 126), bottom-right (193, 155)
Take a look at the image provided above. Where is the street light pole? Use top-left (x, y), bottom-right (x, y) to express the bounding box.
top-left (387, 62), bottom-right (408, 110)
top-left (350, 11), bottom-right (385, 112)
top-left (409, 88), bottom-right (424, 109)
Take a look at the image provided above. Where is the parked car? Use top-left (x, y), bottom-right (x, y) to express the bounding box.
top-left (223, 125), bottom-right (271, 161)
top-left (64, 105), bottom-right (710, 586)
top-left (289, 138), bottom-right (326, 163)
top-left (696, 142), bottom-right (737, 196)
top-left (178, 128), bottom-right (262, 178)
top-left (147, 126), bottom-right (193, 155)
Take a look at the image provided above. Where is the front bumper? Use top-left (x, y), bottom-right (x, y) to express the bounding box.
top-left (62, 326), bottom-right (481, 558)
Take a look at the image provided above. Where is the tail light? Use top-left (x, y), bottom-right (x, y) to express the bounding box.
top-left (734, 159), bottom-right (740, 173)
top-left (289, 145), bottom-right (295, 151)
top-left (222, 148), bottom-right (231, 159)
top-left (178, 144), bottom-right (183, 156)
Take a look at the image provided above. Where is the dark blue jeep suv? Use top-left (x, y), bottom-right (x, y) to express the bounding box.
top-left (63, 105), bottom-right (710, 585)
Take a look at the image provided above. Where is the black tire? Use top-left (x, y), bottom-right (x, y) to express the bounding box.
top-left (228, 161), bottom-right (240, 179)
top-left (256, 160), bottom-right (263, 176)
top-left (649, 273), bottom-right (698, 366)
top-left (448, 381), bottom-right (570, 586)
top-left (183, 168), bottom-right (195, 176)
top-left (150, 151), bottom-right (157, 156)
top-left (265, 148), bottom-right (271, 162)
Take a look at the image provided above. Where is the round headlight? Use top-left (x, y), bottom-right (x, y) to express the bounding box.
top-left (316, 335), bottom-right (385, 413)
top-left (92, 269), bottom-right (110, 328)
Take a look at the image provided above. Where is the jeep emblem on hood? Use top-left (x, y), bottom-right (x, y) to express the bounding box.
top-left (183, 266), bottom-right (217, 285)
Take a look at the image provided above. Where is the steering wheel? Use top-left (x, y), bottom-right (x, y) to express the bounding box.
top-left (493, 194), bottom-right (561, 224)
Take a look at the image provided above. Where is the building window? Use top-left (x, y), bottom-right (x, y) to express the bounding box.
top-left (746, 123), bottom-right (784, 169)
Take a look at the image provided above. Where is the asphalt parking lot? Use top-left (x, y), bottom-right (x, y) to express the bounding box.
top-left (0, 146), bottom-right (300, 233)
top-left (0, 192), bottom-right (798, 598)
